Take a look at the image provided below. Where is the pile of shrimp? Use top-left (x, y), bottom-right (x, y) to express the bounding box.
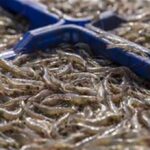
top-left (36, 0), bottom-right (102, 18)
top-left (0, 43), bottom-right (150, 150)
top-left (110, 0), bottom-right (150, 50)
top-left (0, 7), bottom-right (28, 52)
top-left (111, 21), bottom-right (150, 50)
top-left (35, 0), bottom-right (150, 19)
top-left (101, 0), bottom-right (150, 17)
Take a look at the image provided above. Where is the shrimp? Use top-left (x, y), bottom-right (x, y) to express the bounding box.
top-left (20, 144), bottom-right (43, 150)
top-left (26, 57), bottom-right (59, 67)
top-left (43, 67), bottom-right (56, 89)
top-left (0, 120), bottom-right (22, 132)
top-left (42, 94), bottom-right (97, 106)
top-left (62, 72), bottom-right (99, 80)
top-left (138, 110), bottom-right (150, 129)
top-left (0, 107), bottom-right (23, 120)
top-left (4, 77), bottom-right (44, 90)
top-left (21, 101), bottom-right (54, 122)
top-left (0, 59), bottom-right (28, 77)
top-left (28, 89), bottom-right (51, 103)
top-left (25, 117), bottom-right (51, 138)
top-left (1, 96), bottom-right (29, 109)
top-left (64, 85), bottom-right (97, 96)
top-left (77, 112), bottom-right (123, 126)
top-left (56, 63), bottom-right (73, 76)
top-left (51, 113), bottom-right (70, 138)
top-left (57, 50), bottom-right (86, 68)
top-left (0, 136), bottom-right (18, 148)
top-left (21, 142), bottom-right (73, 150)
top-left (12, 54), bottom-right (30, 66)
top-left (33, 102), bottom-right (76, 116)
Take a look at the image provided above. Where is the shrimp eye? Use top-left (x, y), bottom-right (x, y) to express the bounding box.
top-left (26, 85), bottom-right (31, 90)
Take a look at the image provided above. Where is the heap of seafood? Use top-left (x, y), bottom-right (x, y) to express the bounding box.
top-left (0, 43), bottom-right (150, 150)
top-left (36, 0), bottom-right (102, 18)
top-left (36, 0), bottom-right (150, 19)
top-left (111, 21), bottom-right (150, 49)
top-left (0, 7), bottom-right (28, 52)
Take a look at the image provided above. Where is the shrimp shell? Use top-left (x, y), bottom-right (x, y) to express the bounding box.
top-left (0, 107), bottom-right (23, 120)
top-left (33, 102), bottom-right (76, 116)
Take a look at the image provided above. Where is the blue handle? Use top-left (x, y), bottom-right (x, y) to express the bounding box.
top-left (0, 0), bottom-right (64, 29)
top-left (91, 11), bottom-right (127, 31)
